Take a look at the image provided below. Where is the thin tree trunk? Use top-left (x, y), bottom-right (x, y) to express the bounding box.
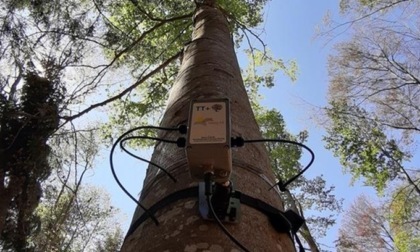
top-left (121, 4), bottom-right (295, 251)
top-left (288, 192), bottom-right (319, 252)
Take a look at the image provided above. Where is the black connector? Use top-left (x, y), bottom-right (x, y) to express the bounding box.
top-left (176, 137), bottom-right (186, 147)
top-left (231, 137), bottom-right (244, 147)
top-left (178, 124), bottom-right (188, 134)
top-left (211, 182), bottom-right (232, 220)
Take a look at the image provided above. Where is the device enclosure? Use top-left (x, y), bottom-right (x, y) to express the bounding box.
top-left (186, 99), bottom-right (232, 183)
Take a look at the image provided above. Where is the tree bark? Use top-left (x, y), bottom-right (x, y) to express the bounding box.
top-left (121, 4), bottom-right (296, 252)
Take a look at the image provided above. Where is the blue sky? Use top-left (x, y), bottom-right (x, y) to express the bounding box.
top-left (260, 0), bottom-right (377, 248)
top-left (88, 1), bottom-right (378, 250)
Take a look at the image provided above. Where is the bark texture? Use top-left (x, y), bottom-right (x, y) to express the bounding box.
top-left (121, 5), bottom-right (295, 252)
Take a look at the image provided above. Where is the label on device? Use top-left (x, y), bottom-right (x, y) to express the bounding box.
top-left (189, 100), bottom-right (228, 144)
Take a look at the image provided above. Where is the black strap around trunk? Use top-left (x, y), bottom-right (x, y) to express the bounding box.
top-left (125, 186), bottom-right (304, 240)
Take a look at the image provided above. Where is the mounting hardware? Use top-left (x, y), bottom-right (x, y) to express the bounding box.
top-left (199, 180), bottom-right (240, 223)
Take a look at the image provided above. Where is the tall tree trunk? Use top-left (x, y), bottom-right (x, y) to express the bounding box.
top-left (121, 4), bottom-right (296, 251)
top-left (0, 72), bottom-right (57, 249)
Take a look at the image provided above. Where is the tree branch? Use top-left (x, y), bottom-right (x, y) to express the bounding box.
top-left (62, 50), bottom-right (182, 122)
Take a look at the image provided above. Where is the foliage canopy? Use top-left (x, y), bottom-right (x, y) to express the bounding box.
top-left (0, 0), bottom-right (291, 249)
top-left (323, 0), bottom-right (420, 194)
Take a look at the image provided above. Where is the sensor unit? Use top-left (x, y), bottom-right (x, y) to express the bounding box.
top-left (186, 99), bottom-right (232, 183)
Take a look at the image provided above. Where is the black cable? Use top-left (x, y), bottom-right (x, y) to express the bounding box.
top-left (109, 125), bottom-right (179, 226)
top-left (294, 233), bottom-right (305, 252)
top-left (204, 174), bottom-right (250, 252)
top-left (243, 138), bottom-right (312, 251)
top-left (243, 139), bottom-right (315, 191)
top-left (121, 135), bottom-right (178, 145)
top-left (120, 136), bottom-right (177, 182)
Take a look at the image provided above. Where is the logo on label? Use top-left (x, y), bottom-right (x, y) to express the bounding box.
top-left (194, 116), bottom-right (213, 125)
top-left (212, 104), bottom-right (223, 112)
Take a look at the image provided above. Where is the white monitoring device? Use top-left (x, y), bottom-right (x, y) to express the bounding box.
top-left (186, 99), bottom-right (232, 183)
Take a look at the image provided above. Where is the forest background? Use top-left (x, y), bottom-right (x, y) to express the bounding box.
top-left (0, 0), bottom-right (418, 251)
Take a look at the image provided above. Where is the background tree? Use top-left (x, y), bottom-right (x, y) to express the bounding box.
top-left (31, 131), bottom-right (123, 252)
top-left (336, 185), bottom-right (420, 251)
top-left (317, 1), bottom-right (420, 250)
top-left (0, 73), bottom-right (60, 250)
top-left (34, 184), bottom-right (123, 252)
top-left (243, 51), bottom-right (342, 251)
top-left (0, 0), bottom-right (110, 247)
top-left (322, 0), bottom-right (420, 194)
top-left (257, 108), bottom-right (342, 251)
top-left (0, 127), bottom-right (124, 251)
top-left (336, 194), bottom-right (394, 252)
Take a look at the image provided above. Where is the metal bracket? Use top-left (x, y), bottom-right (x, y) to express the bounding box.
top-left (198, 181), bottom-right (240, 223)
